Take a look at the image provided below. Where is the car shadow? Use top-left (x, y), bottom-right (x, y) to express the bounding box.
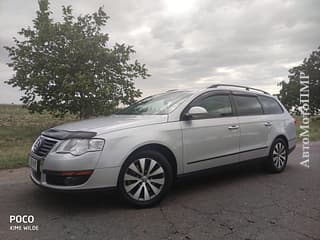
top-left (30, 159), bottom-right (275, 212)
top-left (174, 159), bottom-right (266, 192)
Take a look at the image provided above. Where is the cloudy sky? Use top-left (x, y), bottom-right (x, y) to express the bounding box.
top-left (0, 0), bottom-right (319, 103)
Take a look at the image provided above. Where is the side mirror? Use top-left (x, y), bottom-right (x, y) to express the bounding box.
top-left (184, 106), bottom-right (208, 120)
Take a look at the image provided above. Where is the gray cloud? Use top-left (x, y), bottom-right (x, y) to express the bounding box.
top-left (0, 0), bottom-right (319, 103)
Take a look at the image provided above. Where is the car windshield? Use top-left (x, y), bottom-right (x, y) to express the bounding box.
top-left (117, 91), bottom-right (194, 115)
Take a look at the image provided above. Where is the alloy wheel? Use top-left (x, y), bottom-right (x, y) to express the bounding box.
top-left (123, 158), bottom-right (165, 201)
top-left (272, 142), bottom-right (287, 169)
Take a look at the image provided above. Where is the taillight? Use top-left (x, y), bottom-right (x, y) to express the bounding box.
top-left (292, 117), bottom-right (296, 124)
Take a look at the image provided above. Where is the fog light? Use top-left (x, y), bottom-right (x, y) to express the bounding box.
top-left (64, 177), bottom-right (75, 186)
top-left (45, 170), bottom-right (93, 186)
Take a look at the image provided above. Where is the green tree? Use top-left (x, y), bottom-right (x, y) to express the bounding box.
top-left (5, 0), bottom-right (149, 119)
top-left (278, 46), bottom-right (320, 115)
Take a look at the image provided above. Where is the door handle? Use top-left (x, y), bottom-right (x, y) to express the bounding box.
top-left (264, 121), bottom-right (272, 127)
top-left (228, 125), bottom-right (239, 130)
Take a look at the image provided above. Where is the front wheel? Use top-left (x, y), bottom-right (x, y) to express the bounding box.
top-left (265, 138), bottom-right (288, 173)
top-left (118, 150), bottom-right (173, 208)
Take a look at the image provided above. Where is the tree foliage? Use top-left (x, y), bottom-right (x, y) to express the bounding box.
top-left (5, 0), bottom-right (149, 119)
top-left (278, 46), bottom-right (320, 115)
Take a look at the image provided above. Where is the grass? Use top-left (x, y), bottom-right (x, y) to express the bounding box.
top-left (0, 104), bottom-right (319, 169)
top-left (0, 104), bottom-right (76, 169)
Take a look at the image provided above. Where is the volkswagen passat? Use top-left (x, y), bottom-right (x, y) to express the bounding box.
top-left (29, 84), bottom-right (296, 207)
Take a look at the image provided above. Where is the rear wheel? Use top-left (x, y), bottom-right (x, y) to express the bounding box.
top-left (265, 138), bottom-right (288, 173)
top-left (118, 150), bottom-right (173, 207)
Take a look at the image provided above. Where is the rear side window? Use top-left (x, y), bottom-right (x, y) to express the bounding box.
top-left (234, 95), bottom-right (263, 116)
top-left (196, 94), bottom-right (233, 117)
top-left (258, 96), bottom-right (283, 114)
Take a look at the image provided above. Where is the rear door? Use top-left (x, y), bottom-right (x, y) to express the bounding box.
top-left (232, 93), bottom-right (269, 161)
top-left (258, 95), bottom-right (286, 148)
top-left (181, 92), bottom-right (240, 173)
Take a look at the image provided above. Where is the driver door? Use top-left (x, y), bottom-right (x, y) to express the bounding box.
top-left (180, 92), bottom-right (240, 173)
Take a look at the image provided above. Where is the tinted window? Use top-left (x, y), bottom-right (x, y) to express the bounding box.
top-left (196, 95), bottom-right (233, 117)
top-left (234, 95), bottom-right (263, 115)
top-left (258, 96), bottom-right (283, 114)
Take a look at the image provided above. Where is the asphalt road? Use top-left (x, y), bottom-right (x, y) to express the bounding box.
top-left (0, 142), bottom-right (319, 240)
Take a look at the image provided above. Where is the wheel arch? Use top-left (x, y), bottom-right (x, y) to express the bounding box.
top-left (265, 134), bottom-right (289, 173)
top-left (122, 143), bottom-right (178, 179)
top-left (274, 134), bottom-right (289, 148)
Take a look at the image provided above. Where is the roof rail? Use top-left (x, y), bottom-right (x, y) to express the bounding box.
top-left (166, 89), bottom-right (178, 92)
top-left (208, 84), bottom-right (270, 95)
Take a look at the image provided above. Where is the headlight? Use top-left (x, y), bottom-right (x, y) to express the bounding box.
top-left (55, 139), bottom-right (105, 156)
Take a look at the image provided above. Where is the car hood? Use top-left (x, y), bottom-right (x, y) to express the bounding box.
top-left (50, 114), bottom-right (168, 135)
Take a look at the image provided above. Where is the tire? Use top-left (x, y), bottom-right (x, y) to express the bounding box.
top-left (265, 138), bottom-right (288, 173)
top-left (118, 150), bottom-right (174, 208)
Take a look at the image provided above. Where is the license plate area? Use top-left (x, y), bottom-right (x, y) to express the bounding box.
top-left (29, 156), bottom-right (43, 180)
top-left (29, 156), bottom-right (38, 171)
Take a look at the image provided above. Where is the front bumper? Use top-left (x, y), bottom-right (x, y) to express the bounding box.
top-left (30, 166), bottom-right (120, 191)
top-left (29, 151), bottom-right (120, 190)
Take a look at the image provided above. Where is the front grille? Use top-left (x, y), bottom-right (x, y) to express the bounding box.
top-left (32, 136), bottom-right (58, 157)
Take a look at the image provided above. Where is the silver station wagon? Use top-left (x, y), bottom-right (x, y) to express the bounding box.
top-left (29, 84), bottom-right (296, 207)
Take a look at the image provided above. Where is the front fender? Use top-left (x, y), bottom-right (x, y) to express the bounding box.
top-left (95, 122), bottom-right (183, 174)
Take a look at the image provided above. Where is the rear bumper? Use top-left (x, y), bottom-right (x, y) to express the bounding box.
top-left (288, 137), bottom-right (296, 155)
top-left (288, 144), bottom-right (296, 155)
